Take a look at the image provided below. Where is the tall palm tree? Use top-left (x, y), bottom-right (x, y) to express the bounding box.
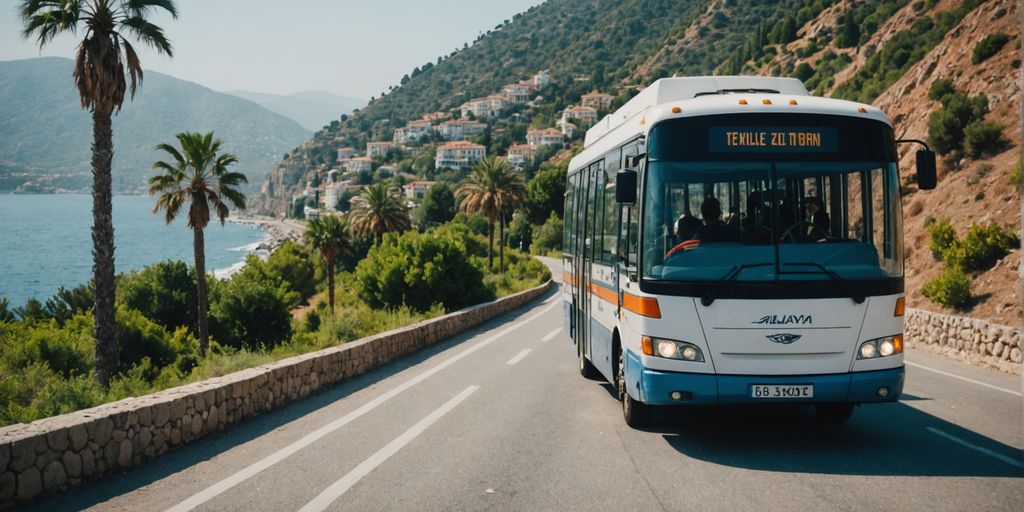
top-left (20, 0), bottom-right (177, 387)
top-left (349, 183), bottom-right (411, 243)
top-left (304, 216), bottom-right (353, 310)
top-left (149, 132), bottom-right (247, 357)
top-left (456, 157), bottom-right (527, 271)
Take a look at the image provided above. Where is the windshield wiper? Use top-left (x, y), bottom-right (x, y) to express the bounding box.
top-left (700, 262), bottom-right (773, 307)
top-left (783, 262), bottom-right (866, 304)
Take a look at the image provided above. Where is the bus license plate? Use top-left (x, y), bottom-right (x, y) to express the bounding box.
top-left (750, 384), bottom-right (813, 399)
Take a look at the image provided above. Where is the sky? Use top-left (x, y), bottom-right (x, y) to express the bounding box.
top-left (0, 0), bottom-right (543, 100)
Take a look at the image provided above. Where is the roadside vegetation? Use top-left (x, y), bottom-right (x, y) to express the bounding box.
top-left (923, 219), bottom-right (1019, 309)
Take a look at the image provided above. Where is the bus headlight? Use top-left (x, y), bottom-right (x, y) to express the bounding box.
top-left (857, 335), bottom-right (903, 359)
top-left (643, 336), bottom-right (704, 362)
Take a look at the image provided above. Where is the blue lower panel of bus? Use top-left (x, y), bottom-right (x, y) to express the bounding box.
top-left (626, 351), bottom-right (904, 405)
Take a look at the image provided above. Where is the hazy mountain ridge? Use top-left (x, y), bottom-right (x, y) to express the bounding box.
top-left (0, 57), bottom-right (311, 193)
top-left (226, 90), bottom-right (365, 131)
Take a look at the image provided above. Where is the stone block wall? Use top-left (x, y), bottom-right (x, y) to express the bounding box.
top-left (904, 307), bottom-right (1022, 374)
top-left (0, 280), bottom-right (552, 508)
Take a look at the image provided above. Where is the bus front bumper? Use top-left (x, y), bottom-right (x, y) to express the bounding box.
top-left (627, 352), bottom-right (904, 406)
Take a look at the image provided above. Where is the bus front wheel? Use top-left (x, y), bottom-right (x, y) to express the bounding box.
top-left (815, 403), bottom-right (855, 423)
top-left (619, 349), bottom-right (651, 428)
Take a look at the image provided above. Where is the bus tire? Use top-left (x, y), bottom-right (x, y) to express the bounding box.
top-left (619, 349), bottom-right (651, 428)
top-left (579, 348), bottom-right (600, 379)
top-left (815, 403), bottom-right (855, 423)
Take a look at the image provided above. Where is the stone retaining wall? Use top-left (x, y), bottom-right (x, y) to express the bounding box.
top-left (0, 280), bottom-right (552, 508)
top-left (905, 307), bottom-right (1022, 374)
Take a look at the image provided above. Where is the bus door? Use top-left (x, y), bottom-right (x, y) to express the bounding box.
top-left (582, 163), bottom-right (602, 362)
top-left (576, 166), bottom-right (593, 356)
top-left (564, 172), bottom-right (577, 342)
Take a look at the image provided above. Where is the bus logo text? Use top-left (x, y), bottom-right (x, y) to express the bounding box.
top-left (752, 315), bottom-right (812, 325)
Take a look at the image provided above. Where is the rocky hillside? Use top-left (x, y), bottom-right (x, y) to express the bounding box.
top-left (0, 57), bottom-right (311, 193)
top-left (259, 0), bottom-right (1020, 323)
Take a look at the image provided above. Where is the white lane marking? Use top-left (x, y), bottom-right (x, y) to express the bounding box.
top-left (166, 299), bottom-right (559, 512)
top-left (298, 386), bottom-right (479, 512)
top-left (541, 327), bottom-right (563, 342)
top-left (906, 361), bottom-right (1021, 397)
top-left (926, 427), bottom-right (1024, 469)
top-left (506, 349), bottom-right (533, 365)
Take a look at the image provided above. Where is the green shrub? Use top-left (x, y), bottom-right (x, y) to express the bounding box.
top-left (927, 218), bottom-right (956, 258)
top-left (265, 240), bottom-right (318, 302)
top-left (0, 314), bottom-right (92, 378)
top-left (972, 33), bottom-right (1009, 64)
top-left (115, 306), bottom-right (181, 376)
top-left (118, 260), bottom-right (197, 332)
top-left (355, 229), bottom-right (494, 312)
top-left (943, 223), bottom-right (1020, 271)
top-left (450, 212), bottom-right (490, 237)
top-left (43, 283), bottom-right (93, 326)
top-left (1010, 157), bottom-right (1022, 190)
top-left (209, 260), bottom-right (294, 350)
top-left (532, 212), bottom-right (564, 255)
top-left (922, 268), bottom-right (971, 308)
top-left (963, 121), bottom-right (1005, 158)
top-left (927, 78), bottom-right (955, 101)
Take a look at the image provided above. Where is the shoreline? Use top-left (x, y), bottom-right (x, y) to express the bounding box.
top-left (215, 214), bottom-right (306, 279)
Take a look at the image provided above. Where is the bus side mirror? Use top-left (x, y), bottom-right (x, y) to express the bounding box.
top-left (916, 149), bottom-right (937, 190)
top-left (616, 170), bottom-right (637, 204)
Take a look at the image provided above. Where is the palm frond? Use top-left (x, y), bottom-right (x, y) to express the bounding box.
top-left (117, 15), bottom-right (173, 56)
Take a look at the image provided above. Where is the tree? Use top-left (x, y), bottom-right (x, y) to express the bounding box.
top-left (456, 156), bottom-right (527, 271)
top-left (349, 183), bottom-right (411, 243)
top-left (149, 132), bottom-right (247, 357)
top-left (526, 164), bottom-right (566, 224)
top-left (304, 216), bottom-right (353, 310)
top-left (417, 182), bottom-right (457, 228)
top-left (20, 0), bottom-right (178, 388)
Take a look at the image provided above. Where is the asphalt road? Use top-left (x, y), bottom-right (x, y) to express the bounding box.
top-left (30, 259), bottom-right (1024, 511)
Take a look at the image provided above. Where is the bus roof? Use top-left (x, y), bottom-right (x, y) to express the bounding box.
top-left (571, 76), bottom-right (890, 172)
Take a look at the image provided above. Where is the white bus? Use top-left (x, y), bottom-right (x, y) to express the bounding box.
top-left (563, 76), bottom-right (936, 427)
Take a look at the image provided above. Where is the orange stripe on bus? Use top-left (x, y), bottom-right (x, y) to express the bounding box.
top-left (621, 292), bottom-right (661, 318)
top-left (589, 282), bottom-right (617, 305)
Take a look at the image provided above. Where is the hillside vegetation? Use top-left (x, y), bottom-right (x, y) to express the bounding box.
top-left (0, 57), bottom-right (311, 193)
top-left (259, 0), bottom-right (1020, 324)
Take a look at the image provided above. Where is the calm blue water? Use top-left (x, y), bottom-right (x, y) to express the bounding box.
top-left (0, 194), bottom-right (267, 307)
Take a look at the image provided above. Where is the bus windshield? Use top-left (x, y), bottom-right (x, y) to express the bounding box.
top-left (642, 114), bottom-right (902, 285)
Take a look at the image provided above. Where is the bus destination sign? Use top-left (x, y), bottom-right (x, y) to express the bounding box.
top-left (709, 126), bottom-right (838, 153)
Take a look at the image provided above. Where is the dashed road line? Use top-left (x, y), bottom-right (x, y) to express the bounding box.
top-left (298, 386), bottom-right (480, 512)
top-left (165, 299), bottom-right (560, 512)
top-left (541, 327), bottom-right (563, 342)
top-left (506, 349), bottom-right (533, 365)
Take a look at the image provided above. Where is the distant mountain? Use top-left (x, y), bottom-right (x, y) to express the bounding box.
top-left (0, 57), bottom-right (311, 193)
top-left (226, 90), bottom-right (365, 131)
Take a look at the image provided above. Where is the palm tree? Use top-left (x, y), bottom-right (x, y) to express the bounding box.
top-left (456, 157), bottom-right (527, 271)
top-left (349, 183), bottom-right (411, 243)
top-left (304, 216), bottom-right (353, 310)
top-left (20, 0), bottom-right (178, 387)
top-left (149, 132), bottom-right (247, 357)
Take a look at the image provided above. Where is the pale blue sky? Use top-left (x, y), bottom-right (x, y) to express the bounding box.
top-left (1, 0), bottom-right (542, 99)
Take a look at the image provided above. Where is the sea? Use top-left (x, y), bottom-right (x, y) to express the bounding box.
top-left (0, 194), bottom-right (268, 308)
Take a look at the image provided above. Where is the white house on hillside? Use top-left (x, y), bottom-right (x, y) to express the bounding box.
top-left (526, 127), bottom-right (564, 147)
top-left (366, 141), bottom-right (395, 158)
top-left (506, 144), bottom-right (536, 168)
top-left (435, 141), bottom-right (486, 169)
top-left (562, 105), bottom-right (598, 126)
top-left (439, 119), bottom-right (486, 140)
top-left (581, 92), bottom-right (614, 110)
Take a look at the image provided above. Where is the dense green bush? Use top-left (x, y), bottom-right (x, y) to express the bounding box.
top-left (526, 163), bottom-right (566, 225)
top-left (355, 229), bottom-right (494, 311)
top-left (416, 182), bottom-right (457, 228)
top-left (971, 33), bottom-right (1009, 64)
top-left (926, 83), bottom-right (990, 155)
top-left (963, 121), bottom-right (1006, 158)
top-left (532, 212), bottom-right (564, 255)
top-left (506, 211), bottom-right (532, 252)
top-left (116, 306), bottom-right (196, 376)
top-left (209, 258), bottom-right (294, 349)
top-left (922, 268), bottom-right (971, 308)
top-left (927, 78), bottom-right (955, 101)
top-left (118, 260), bottom-right (197, 332)
top-left (927, 218), bottom-right (956, 258)
top-left (942, 223), bottom-right (1019, 272)
top-left (265, 240), bottom-right (318, 303)
top-left (450, 212), bottom-right (491, 237)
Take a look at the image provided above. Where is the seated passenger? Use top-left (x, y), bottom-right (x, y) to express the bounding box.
top-left (675, 212), bottom-right (702, 241)
top-left (693, 197), bottom-right (740, 243)
top-left (804, 197), bottom-right (830, 239)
